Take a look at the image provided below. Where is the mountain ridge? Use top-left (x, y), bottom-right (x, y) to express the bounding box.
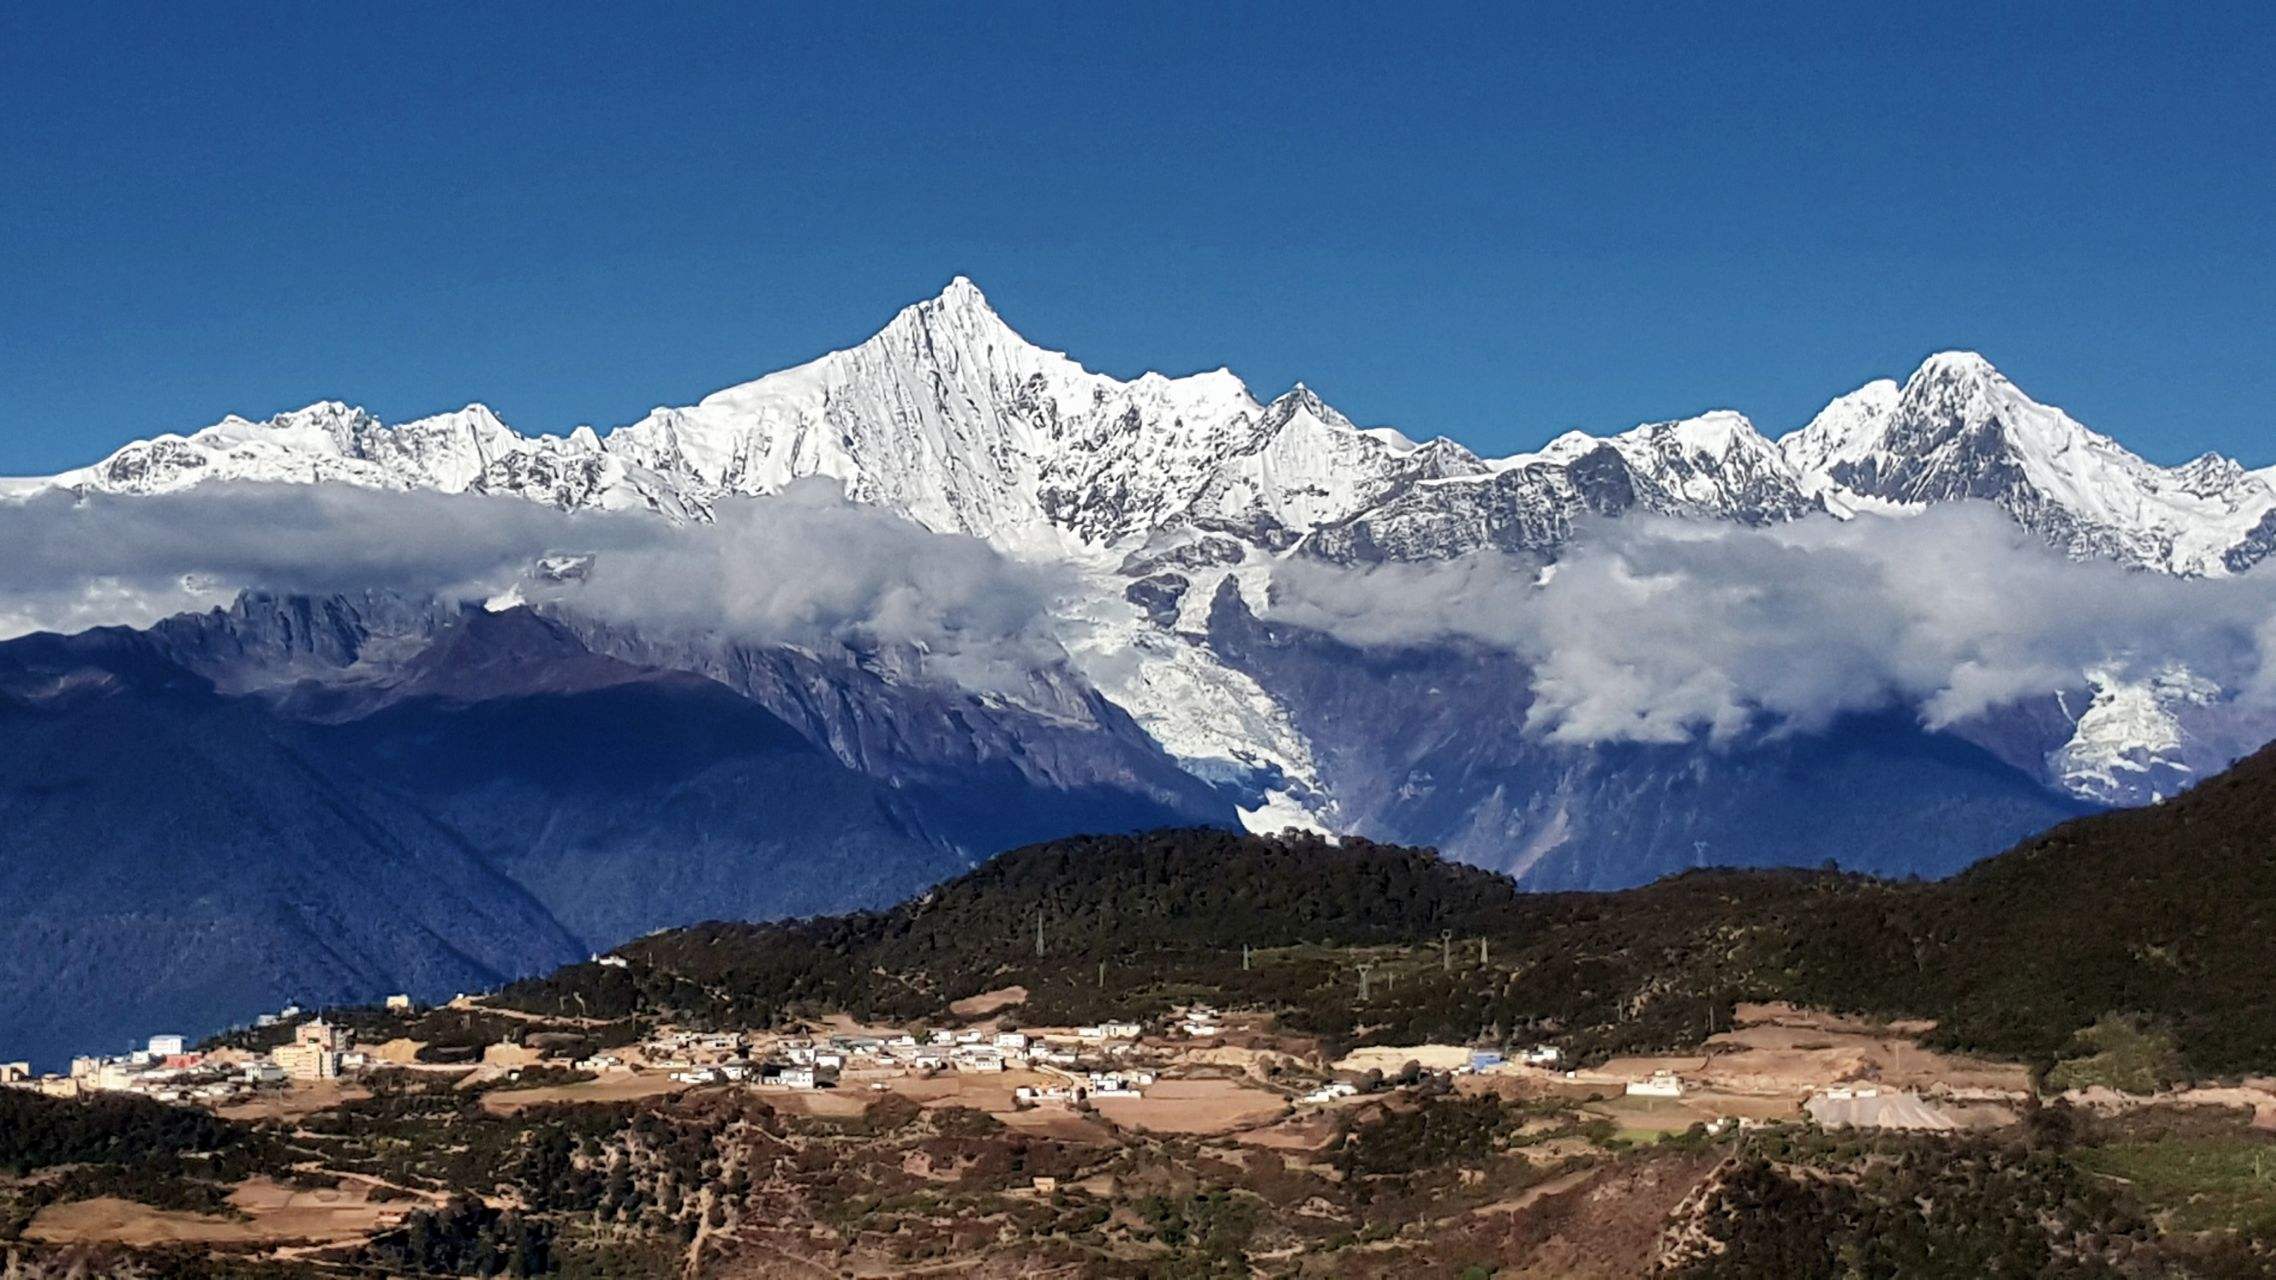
top-left (34, 279), bottom-right (2276, 575)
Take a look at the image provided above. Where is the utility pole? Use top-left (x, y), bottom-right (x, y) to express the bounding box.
top-left (1242, 943), bottom-right (1252, 972)
top-left (1097, 960), bottom-right (1106, 988)
top-left (1035, 909), bottom-right (1045, 959)
top-left (1441, 929), bottom-right (1454, 973)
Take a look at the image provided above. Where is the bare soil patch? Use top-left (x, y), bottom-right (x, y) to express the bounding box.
top-left (214, 1080), bottom-right (369, 1122)
top-left (1090, 1077), bottom-right (1287, 1135)
top-left (948, 985), bottom-right (1028, 1018)
top-left (481, 1071), bottom-right (694, 1114)
top-left (1333, 1043), bottom-right (1474, 1074)
top-left (26, 1176), bottom-right (418, 1247)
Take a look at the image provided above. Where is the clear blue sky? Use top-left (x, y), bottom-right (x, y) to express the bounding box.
top-left (3, 1), bottom-right (2271, 473)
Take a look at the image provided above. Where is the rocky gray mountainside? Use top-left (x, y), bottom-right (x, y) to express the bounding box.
top-left (0, 594), bottom-right (1229, 1068)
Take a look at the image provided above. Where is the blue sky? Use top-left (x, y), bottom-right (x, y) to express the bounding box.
top-left (3, 1), bottom-right (2271, 473)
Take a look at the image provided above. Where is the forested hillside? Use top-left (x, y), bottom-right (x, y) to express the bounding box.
top-left (504, 739), bottom-right (2276, 1078)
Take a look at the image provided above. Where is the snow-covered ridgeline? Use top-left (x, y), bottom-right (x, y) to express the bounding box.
top-left (34, 279), bottom-right (2276, 577)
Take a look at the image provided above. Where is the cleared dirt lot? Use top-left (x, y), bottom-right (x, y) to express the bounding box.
top-left (1090, 1077), bottom-right (1287, 1135)
top-left (1235, 1108), bottom-right (1341, 1151)
top-left (876, 1068), bottom-right (1060, 1114)
top-left (1556, 1004), bottom-right (2031, 1102)
top-left (1584, 1091), bottom-right (1799, 1136)
top-left (997, 1108), bottom-right (1115, 1141)
top-left (214, 1080), bottom-right (370, 1122)
top-left (948, 985), bottom-right (1028, 1018)
top-left (1333, 1043), bottom-right (1474, 1074)
top-left (481, 1071), bottom-right (695, 1114)
top-left (26, 1176), bottom-right (423, 1247)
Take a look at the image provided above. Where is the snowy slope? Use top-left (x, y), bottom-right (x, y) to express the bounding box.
top-left (1780, 353), bottom-right (2276, 575)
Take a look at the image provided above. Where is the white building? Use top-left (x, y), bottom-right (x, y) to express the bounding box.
top-left (147, 1035), bottom-right (186, 1057)
top-left (1625, 1071), bottom-right (1685, 1099)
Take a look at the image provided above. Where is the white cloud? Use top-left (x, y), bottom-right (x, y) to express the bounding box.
top-left (0, 481), bottom-right (1069, 688)
top-left (1266, 504), bottom-right (2276, 745)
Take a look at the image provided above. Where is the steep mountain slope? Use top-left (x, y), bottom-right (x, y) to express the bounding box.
top-left (0, 598), bottom-right (1231, 1068)
top-left (0, 627), bottom-right (585, 1069)
top-left (1202, 582), bottom-right (2089, 884)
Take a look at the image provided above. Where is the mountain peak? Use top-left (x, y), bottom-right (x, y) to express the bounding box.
top-left (938, 274), bottom-right (989, 308)
top-left (860, 275), bottom-right (1030, 360)
top-left (1908, 350), bottom-right (2003, 387)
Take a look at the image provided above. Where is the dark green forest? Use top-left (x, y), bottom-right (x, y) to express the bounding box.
top-left (498, 738), bottom-right (2276, 1079)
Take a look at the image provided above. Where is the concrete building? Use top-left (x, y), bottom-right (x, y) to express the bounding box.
top-left (295, 1019), bottom-right (346, 1050)
top-left (273, 1041), bottom-right (339, 1081)
top-left (1625, 1071), bottom-right (1685, 1099)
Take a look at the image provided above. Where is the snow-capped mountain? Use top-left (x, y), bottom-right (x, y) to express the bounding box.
top-left (47, 279), bottom-right (2276, 579)
top-left (16, 278), bottom-right (2276, 1061)
top-left (1784, 353), bottom-right (2276, 576)
top-left (23, 278), bottom-right (2276, 825)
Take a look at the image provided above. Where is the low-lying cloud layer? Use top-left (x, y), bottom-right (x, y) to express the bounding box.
top-left (0, 481), bottom-right (1070, 686)
top-left (1268, 503), bottom-right (2276, 744)
top-left (14, 484), bottom-right (2276, 747)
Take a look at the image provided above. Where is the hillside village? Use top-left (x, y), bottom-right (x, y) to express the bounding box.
top-left (12, 983), bottom-right (2276, 1276)
top-left (2, 983), bottom-right (2205, 1147)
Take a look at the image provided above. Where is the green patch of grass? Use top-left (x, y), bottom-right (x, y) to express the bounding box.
top-left (2046, 1013), bottom-right (2184, 1094)
top-left (2073, 1136), bottom-right (2276, 1233)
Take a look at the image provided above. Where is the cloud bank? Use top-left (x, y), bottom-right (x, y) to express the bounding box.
top-left (1267, 503), bottom-right (2276, 744)
top-left (14, 483), bottom-right (2276, 745)
top-left (0, 481), bottom-right (1069, 686)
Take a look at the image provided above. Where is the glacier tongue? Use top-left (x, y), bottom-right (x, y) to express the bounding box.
top-left (2049, 666), bottom-right (2222, 804)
